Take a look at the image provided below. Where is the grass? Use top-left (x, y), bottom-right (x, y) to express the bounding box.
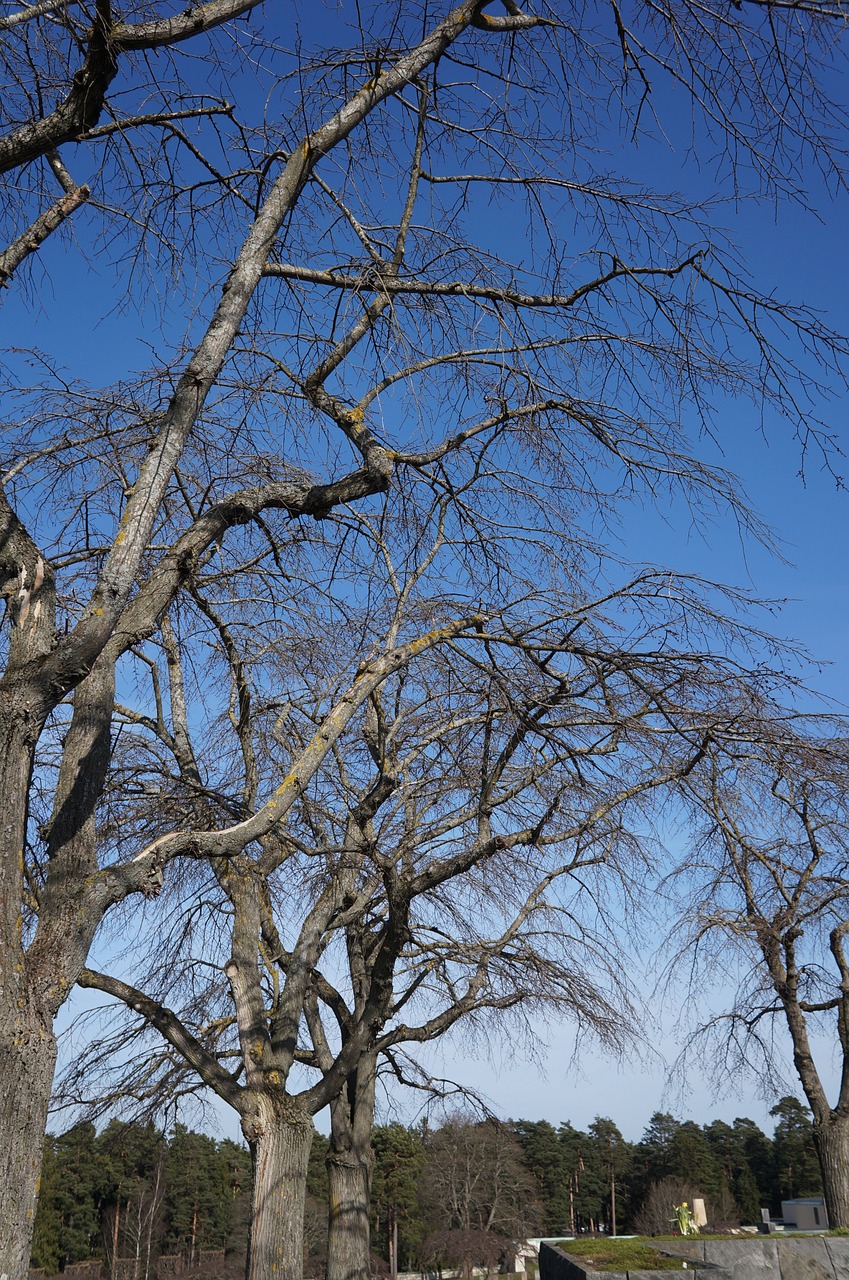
top-left (554, 1239), bottom-right (690, 1272)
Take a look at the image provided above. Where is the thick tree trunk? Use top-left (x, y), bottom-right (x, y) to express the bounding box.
top-left (0, 999), bottom-right (57, 1280)
top-left (813, 1113), bottom-right (849, 1228)
top-left (244, 1097), bottom-right (313, 1280)
top-left (326, 1149), bottom-right (373, 1280)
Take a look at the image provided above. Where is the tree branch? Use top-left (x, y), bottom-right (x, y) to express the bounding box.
top-left (78, 966), bottom-right (244, 1111)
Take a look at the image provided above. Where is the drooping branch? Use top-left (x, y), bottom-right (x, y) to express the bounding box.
top-left (0, 185), bottom-right (90, 287)
top-left (78, 966), bottom-right (244, 1110)
top-left (101, 612), bottom-right (484, 899)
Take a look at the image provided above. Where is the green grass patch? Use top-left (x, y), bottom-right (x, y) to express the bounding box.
top-left (554, 1239), bottom-right (689, 1272)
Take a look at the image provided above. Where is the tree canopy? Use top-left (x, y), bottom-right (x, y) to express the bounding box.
top-left (4, 0), bottom-right (849, 1275)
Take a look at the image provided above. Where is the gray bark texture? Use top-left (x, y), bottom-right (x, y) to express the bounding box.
top-left (814, 1116), bottom-right (849, 1229)
top-left (243, 1097), bottom-right (314, 1280)
top-left (325, 1055), bottom-right (377, 1280)
top-left (0, 999), bottom-right (57, 1280)
top-left (326, 1152), bottom-right (374, 1280)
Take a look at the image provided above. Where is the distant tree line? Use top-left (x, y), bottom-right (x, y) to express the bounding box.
top-left (32, 1098), bottom-right (823, 1278)
top-left (31, 1123), bottom-right (253, 1279)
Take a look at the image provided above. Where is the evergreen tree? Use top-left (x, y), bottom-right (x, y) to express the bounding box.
top-left (636, 1114), bottom-right (681, 1187)
top-left (733, 1166), bottom-right (762, 1224)
top-left (29, 1140), bottom-right (62, 1275)
top-left (513, 1121), bottom-right (570, 1235)
top-left (24, 1105), bottom-right (802, 1271)
top-left (703, 1119), bottom-right (753, 1223)
top-left (668, 1122), bottom-right (723, 1199)
top-left (307, 1130), bottom-right (330, 1207)
top-left (771, 1097), bottom-right (823, 1203)
top-left (587, 1119), bottom-right (633, 1235)
top-left (162, 1126), bottom-right (230, 1259)
top-left (218, 1139), bottom-right (253, 1259)
top-left (48, 1123), bottom-right (103, 1267)
top-left (31, 1122), bottom-right (256, 1275)
top-left (732, 1118), bottom-right (775, 1211)
top-left (558, 1123), bottom-right (605, 1234)
top-left (630, 1113), bottom-right (731, 1227)
top-left (703, 1121), bottom-right (742, 1183)
top-left (372, 1124), bottom-right (426, 1270)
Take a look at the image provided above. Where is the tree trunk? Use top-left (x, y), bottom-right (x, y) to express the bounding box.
top-left (112, 1193), bottom-right (122, 1278)
top-left (0, 1000), bottom-right (57, 1280)
top-left (813, 1113), bottom-right (849, 1228)
top-left (324, 1046), bottom-right (377, 1280)
top-left (326, 1150), bottom-right (373, 1280)
top-left (390, 1210), bottom-right (398, 1280)
top-left (244, 1096), bottom-right (313, 1280)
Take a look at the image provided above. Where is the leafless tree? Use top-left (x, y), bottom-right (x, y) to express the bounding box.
top-left (421, 1115), bottom-right (544, 1242)
top-left (57, 519), bottom-right (777, 1280)
top-left (3, 1), bottom-right (849, 1277)
top-left (632, 1179), bottom-right (706, 1237)
top-left (0, 0), bottom-right (265, 287)
top-left (671, 716), bottom-right (849, 1226)
top-left (123, 1154), bottom-right (167, 1280)
top-left (0, 6), bottom-right (572, 1275)
top-left (422, 1228), bottom-right (507, 1280)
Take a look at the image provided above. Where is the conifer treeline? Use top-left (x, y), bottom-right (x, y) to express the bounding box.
top-left (32, 1098), bottom-right (822, 1277)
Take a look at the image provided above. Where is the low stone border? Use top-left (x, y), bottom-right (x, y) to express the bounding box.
top-left (539, 1238), bottom-right (732, 1280)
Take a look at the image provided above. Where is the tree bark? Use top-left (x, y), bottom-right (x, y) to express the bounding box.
top-left (324, 1045), bottom-right (377, 1280)
top-left (326, 1150), bottom-right (374, 1280)
top-left (0, 997), bottom-right (57, 1280)
top-left (243, 1096), bottom-right (313, 1280)
top-left (813, 1113), bottom-right (849, 1229)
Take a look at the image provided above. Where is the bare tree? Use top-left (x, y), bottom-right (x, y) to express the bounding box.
top-left (420, 1115), bottom-right (543, 1243)
top-left (632, 1180), bottom-right (705, 1237)
top-left (0, 7), bottom-right (571, 1274)
top-left (58, 516), bottom-right (771, 1280)
top-left (3, 1), bottom-right (849, 1277)
top-left (672, 716), bottom-right (849, 1226)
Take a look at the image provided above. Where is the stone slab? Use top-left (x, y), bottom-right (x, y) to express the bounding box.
top-left (824, 1240), bottom-right (849, 1280)
top-left (630, 1271), bottom-right (731, 1280)
top-left (661, 1242), bottom-right (706, 1262)
top-left (539, 1243), bottom-right (593, 1280)
top-left (778, 1237), bottom-right (833, 1280)
top-left (704, 1239), bottom-right (780, 1274)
